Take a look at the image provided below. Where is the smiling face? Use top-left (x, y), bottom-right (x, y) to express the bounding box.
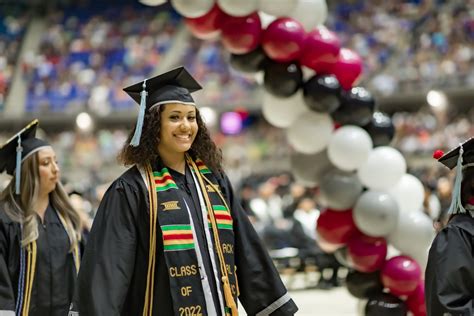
top-left (37, 147), bottom-right (60, 195)
top-left (158, 103), bottom-right (198, 156)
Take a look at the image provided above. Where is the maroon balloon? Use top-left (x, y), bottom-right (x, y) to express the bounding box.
top-left (347, 234), bottom-right (387, 273)
top-left (300, 28), bottom-right (341, 74)
top-left (381, 256), bottom-right (421, 297)
top-left (331, 48), bottom-right (363, 90)
top-left (316, 208), bottom-right (358, 245)
top-left (406, 283), bottom-right (427, 316)
top-left (221, 13), bottom-right (262, 54)
top-left (185, 5), bottom-right (228, 40)
top-left (262, 17), bottom-right (306, 62)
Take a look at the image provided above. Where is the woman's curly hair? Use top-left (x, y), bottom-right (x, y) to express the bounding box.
top-left (118, 105), bottom-right (223, 172)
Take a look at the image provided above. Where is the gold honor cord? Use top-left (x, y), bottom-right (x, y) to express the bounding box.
top-left (143, 163), bottom-right (158, 316)
top-left (22, 241), bottom-right (37, 315)
top-left (186, 155), bottom-right (238, 316)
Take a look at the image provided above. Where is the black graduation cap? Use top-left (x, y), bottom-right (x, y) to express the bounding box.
top-left (438, 138), bottom-right (474, 169)
top-left (123, 66), bottom-right (202, 147)
top-left (437, 138), bottom-right (474, 215)
top-left (0, 119), bottom-right (50, 194)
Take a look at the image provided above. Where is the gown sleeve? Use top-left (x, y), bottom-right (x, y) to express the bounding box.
top-left (71, 179), bottom-right (140, 316)
top-left (425, 225), bottom-right (474, 316)
top-left (220, 174), bottom-right (298, 316)
top-left (0, 214), bottom-right (15, 314)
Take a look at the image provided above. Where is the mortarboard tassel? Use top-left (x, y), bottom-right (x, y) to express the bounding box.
top-left (130, 79), bottom-right (148, 147)
top-left (15, 136), bottom-right (23, 195)
top-left (448, 144), bottom-right (466, 215)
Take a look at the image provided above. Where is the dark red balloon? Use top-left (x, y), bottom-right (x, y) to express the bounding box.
top-left (300, 28), bottom-right (341, 74)
top-left (221, 13), bottom-right (262, 54)
top-left (381, 256), bottom-right (421, 297)
top-left (316, 209), bottom-right (358, 245)
top-left (185, 5), bottom-right (228, 40)
top-left (347, 234), bottom-right (387, 273)
top-left (331, 48), bottom-right (363, 90)
top-left (406, 283), bottom-right (427, 316)
top-left (262, 17), bottom-right (306, 62)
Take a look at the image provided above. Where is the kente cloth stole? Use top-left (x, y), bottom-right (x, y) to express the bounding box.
top-left (151, 157), bottom-right (239, 316)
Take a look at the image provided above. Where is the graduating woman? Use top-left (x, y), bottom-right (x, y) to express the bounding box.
top-left (0, 120), bottom-right (83, 315)
top-left (71, 67), bottom-right (298, 316)
top-left (426, 139), bottom-right (474, 315)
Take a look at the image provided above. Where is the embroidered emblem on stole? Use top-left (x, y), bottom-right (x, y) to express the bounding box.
top-left (161, 201), bottom-right (180, 211)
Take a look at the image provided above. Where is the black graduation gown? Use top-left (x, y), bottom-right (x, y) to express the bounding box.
top-left (73, 166), bottom-right (298, 316)
top-left (425, 214), bottom-right (474, 316)
top-left (0, 204), bottom-right (78, 315)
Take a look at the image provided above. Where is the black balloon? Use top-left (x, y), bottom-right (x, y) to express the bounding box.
top-left (303, 75), bottom-right (341, 113)
top-left (365, 293), bottom-right (408, 316)
top-left (346, 270), bottom-right (384, 299)
top-left (229, 46), bottom-right (268, 73)
top-left (331, 87), bottom-right (375, 126)
top-left (363, 112), bottom-right (395, 147)
top-left (263, 60), bottom-right (302, 97)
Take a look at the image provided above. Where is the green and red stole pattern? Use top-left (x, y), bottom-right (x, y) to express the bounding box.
top-left (149, 157), bottom-right (239, 316)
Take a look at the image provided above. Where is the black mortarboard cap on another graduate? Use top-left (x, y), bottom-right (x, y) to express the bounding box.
top-left (0, 119), bottom-right (50, 194)
top-left (436, 138), bottom-right (474, 215)
top-left (123, 66), bottom-right (202, 147)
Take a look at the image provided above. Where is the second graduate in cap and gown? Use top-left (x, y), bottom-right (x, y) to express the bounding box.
top-left (425, 139), bottom-right (474, 316)
top-left (0, 120), bottom-right (83, 315)
top-left (71, 67), bottom-right (298, 316)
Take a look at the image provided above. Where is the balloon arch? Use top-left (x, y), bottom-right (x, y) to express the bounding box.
top-left (142, 1), bottom-right (433, 315)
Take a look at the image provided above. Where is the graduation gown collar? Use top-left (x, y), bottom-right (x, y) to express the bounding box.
top-left (448, 213), bottom-right (474, 235)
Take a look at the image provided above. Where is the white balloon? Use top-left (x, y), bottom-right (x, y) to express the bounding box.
top-left (171, 0), bottom-right (214, 18)
top-left (328, 125), bottom-right (373, 171)
top-left (289, 0), bottom-right (328, 31)
top-left (259, 0), bottom-right (298, 17)
top-left (139, 0), bottom-right (167, 6)
top-left (357, 299), bottom-right (368, 316)
top-left (258, 11), bottom-right (277, 29)
top-left (387, 211), bottom-right (435, 265)
top-left (353, 191), bottom-right (399, 237)
top-left (286, 111), bottom-right (333, 154)
top-left (388, 174), bottom-right (425, 213)
top-left (411, 246), bottom-right (430, 275)
top-left (262, 91), bottom-right (307, 128)
top-left (218, 0), bottom-right (258, 17)
top-left (357, 147), bottom-right (407, 190)
top-left (301, 66), bottom-right (316, 81)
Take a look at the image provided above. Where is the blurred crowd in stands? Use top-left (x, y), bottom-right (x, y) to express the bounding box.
top-left (22, 3), bottom-right (180, 113)
top-left (330, 0), bottom-right (474, 95)
top-left (0, 0), bottom-right (473, 113)
top-left (0, 5), bottom-right (29, 110)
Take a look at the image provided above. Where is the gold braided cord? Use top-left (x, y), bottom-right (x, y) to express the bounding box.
top-left (186, 155), bottom-right (238, 316)
top-left (22, 241), bottom-right (37, 315)
top-left (143, 163), bottom-right (158, 316)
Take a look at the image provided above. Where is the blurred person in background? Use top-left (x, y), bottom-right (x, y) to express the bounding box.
top-left (72, 67), bottom-right (297, 316)
top-left (292, 196), bottom-right (341, 289)
top-left (422, 182), bottom-right (441, 221)
top-left (425, 140), bottom-right (474, 315)
top-left (0, 120), bottom-right (83, 316)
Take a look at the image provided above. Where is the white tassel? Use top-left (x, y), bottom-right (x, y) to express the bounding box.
top-left (448, 145), bottom-right (466, 214)
top-left (15, 137), bottom-right (22, 195)
top-left (130, 80), bottom-right (148, 147)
